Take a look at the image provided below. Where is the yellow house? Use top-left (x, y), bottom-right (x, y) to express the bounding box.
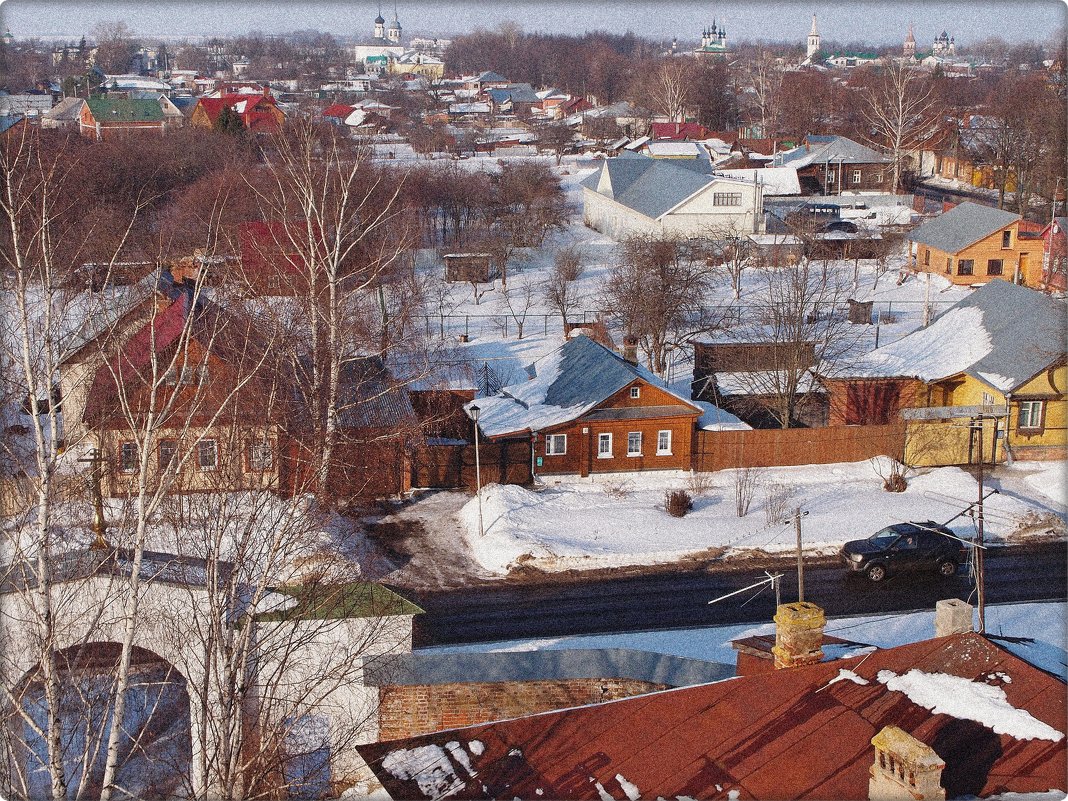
top-left (388, 51), bottom-right (445, 79)
top-left (908, 201), bottom-right (1040, 287)
top-left (824, 281), bottom-right (1066, 466)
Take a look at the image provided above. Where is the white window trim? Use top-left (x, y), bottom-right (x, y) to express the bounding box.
top-left (546, 433), bottom-right (567, 455)
top-left (630, 386), bottom-right (640, 399)
top-left (656, 429), bottom-right (672, 456)
top-left (1018, 400), bottom-right (1044, 430)
top-left (198, 439), bottom-right (218, 471)
top-left (627, 431), bottom-right (642, 457)
top-left (851, 169), bottom-right (862, 184)
top-left (597, 432), bottom-right (613, 458)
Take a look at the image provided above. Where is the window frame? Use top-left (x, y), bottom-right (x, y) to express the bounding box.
top-left (158, 439), bottom-right (178, 471)
top-left (197, 439), bottom-right (218, 471)
top-left (626, 431), bottom-right (642, 457)
top-left (1001, 230), bottom-right (1012, 249)
top-left (630, 386), bottom-right (640, 399)
top-left (958, 259), bottom-right (974, 276)
top-left (1017, 400), bottom-right (1045, 432)
top-left (119, 441), bottom-right (138, 473)
top-left (712, 192), bottom-right (742, 207)
top-left (656, 429), bottom-right (672, 455)
top-left (986, 258), bottom-right (1003, 276)
top-left (851, 169), bottom-right (862, 184)
top-left (597, 432), bottom-right (613, 459)
top-left (923, 248), bottom-right (930, 266)
top-left (545, 433), bottom-right (567, 455)
top-left (248, 438), bottom-right (275, 471)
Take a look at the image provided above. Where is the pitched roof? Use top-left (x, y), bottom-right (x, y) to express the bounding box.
top-left (774, 134), bottom-right (891, 169)
top-left (356, 632), bottom-right (1067, 800)
top-left (335, 356), bottom-right (416, 429)
top-left (43, 96), bottom-right (84, 121)
top-left (580, 153), bottom-right (751, 220)
top-left (468, 334), bottom-right (700, 438)
top-left (650, 121), bottom-right (713, 141)
top-left (829, 280), bottom-right (1066, 391)
top-left (908, 202), bottom-right (1022, 254)
top-left (85, 97), bottom-right (165, 123)
top-left (477, 70), bottom-right (509, 83)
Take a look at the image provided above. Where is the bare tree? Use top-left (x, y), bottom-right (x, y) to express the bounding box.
top-left (861, 62), bottom-right (942, 193)
top-left (739, 49), bottom-right (784, 137)
top-left (543, 246), bottom-right (584, 330)
top-left (602, 234), bottom-right (722, 376)
top-left (498, 280), bottom-right (538, 340)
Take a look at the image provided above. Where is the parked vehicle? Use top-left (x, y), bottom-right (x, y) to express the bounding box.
top-left (839, 522), bottom-right (970, 582)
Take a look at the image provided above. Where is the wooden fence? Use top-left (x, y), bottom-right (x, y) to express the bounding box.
top-left (693, 423), bottom-right (905, 472)
top-left (411, 440), bottom-right (532, 490)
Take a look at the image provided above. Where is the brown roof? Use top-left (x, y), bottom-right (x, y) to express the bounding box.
top-left (357, 633), bottom-right (1066, 800)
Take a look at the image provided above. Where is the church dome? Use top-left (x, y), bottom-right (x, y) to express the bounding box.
top-left (388, 18), bottom-right (401, 30)
top-left (375, 13), bottom-right (385, 24)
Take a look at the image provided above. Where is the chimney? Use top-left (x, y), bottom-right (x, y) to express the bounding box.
top-left (622, 335), bottom-right (639, 365)
top-left (934, 598), bottom-right (972, 638)
top-left (869, 726), bottom-right (945, 801)
top-left (771, 602), bottom-right (825, 669)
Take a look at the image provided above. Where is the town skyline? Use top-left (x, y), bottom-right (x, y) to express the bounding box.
top-left (1, 0), bottom-right (1064, 47)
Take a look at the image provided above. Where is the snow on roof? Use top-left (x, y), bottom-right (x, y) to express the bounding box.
top-left (646, 141), bottom-right (703, 157)
top-left (695, 401), bottom-right (751, 431)
top-left (718, 166), bottom-right (801, 196)
top-left (468, 335), bottom-right (698, 438)
top-left (774, 135), bottom-right (891, 169)
top-left (877, 668), bottom-right (1063, 742)
top-left (714, 370), bottom-right (822, 396)
top-left (833, 281), bottom-right (1066, 391)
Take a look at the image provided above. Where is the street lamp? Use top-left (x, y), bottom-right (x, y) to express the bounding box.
top-left (468, 404), bottom-right (485, 538)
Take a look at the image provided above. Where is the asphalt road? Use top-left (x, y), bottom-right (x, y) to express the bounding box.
top-left (404, 541), bottom-right (1068, 648)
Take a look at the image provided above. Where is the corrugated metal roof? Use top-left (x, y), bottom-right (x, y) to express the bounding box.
top-left (357, 632), bottom-right (1067, 800)
top-left (908, 202), bottom-right (1022, 254)
top-left (337, 356), bottom-right (416, 429)
top-left (584, 404), bottom-right (699, 421)
top-left (774, 135), bottom-right (891, 169)
top-left (85, 97), bottom-right (164, 122)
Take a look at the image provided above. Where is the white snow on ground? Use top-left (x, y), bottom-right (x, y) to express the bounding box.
top-left (1015, 461), bottom-right (1068, 508)
top-left (420, 601), bottom-right (1067, 677)
top-left (876, 668), bottom-right (1064, 742)
top-left (457, 459), bottom-right (1058, 574)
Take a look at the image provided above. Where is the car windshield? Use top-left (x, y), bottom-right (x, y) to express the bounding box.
top-left (867, 527), bottom-right (901, 548)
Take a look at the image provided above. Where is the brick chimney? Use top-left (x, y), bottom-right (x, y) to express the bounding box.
top-left (934, 598), bottom-right (972, 638)
top-left (771, 602), bottom-right (825, 669)
top-left (869, 726), bottom-right (945, 801)
top-left (622, 335), bottom-right (639, 365)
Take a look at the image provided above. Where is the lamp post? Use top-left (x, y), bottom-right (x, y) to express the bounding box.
top-left (469, 404), bottom-right (485, 538)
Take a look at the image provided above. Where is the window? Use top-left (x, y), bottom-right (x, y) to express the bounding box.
top-left (119, 442), bottom-right (138, 473)
top-left (874, 172), bottom-right (883, 183)
top-left (1018, 400), bottom-right (1044, 431)
top-left (545, 434), bottom-right (567, 455)
top-left (597, 433), bottom-right (613, 458)
top-left (1001, 230), bottom-right (1012, 249)
top-left (851, 169), bottom-right (862, 184)
top-left (986, 259), bottom-right (1003, 276)
top-left (945, 257), bottom-right (952, 274)
top-left (923, 248), bottom-right (930, 266)
top-left (630, 386), bottom-right (640, 399)
top-left (158, 439), bottom-right (178, 471)
top-left (656, 430), bottom-right (672, 455)
top-left (825, 170), bottom-right (836, 186)
top-left (713, 192), bottom-right (742, 207)
top-left (198, 439), bottom-right (218, 470)
top-left (627, 431), bottom-right (642, 456)
top-left (958, 259), bottom-right (974, 276)
top-left (981, 392), bottom-right (995, 406)
top-left (248, 439), bottom-right (274, 471)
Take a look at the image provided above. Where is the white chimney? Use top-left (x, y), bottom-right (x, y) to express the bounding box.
top-left (934, 598), bottom-right (973, 638)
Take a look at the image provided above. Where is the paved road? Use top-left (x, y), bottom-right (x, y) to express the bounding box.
top-left (404, 541), bottom-right (1067, 648)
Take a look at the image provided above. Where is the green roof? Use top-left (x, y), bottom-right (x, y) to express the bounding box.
top-left (255, 581), bottom-right (423, 621)
top-left (86, 97), bottom-right (164, 122)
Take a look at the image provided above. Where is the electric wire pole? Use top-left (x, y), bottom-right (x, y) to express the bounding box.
top-left (974, 416), bottom-right (988, 633)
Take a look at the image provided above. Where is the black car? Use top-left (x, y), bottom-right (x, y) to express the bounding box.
top-left (839, 522), bottom-right (971, 582)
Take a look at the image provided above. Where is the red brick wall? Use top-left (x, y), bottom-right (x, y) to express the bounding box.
top-left (378, 678), bottom-right (666, 740)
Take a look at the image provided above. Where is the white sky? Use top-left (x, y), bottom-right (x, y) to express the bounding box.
top-left (0, 0), bottom-right (1064, 46)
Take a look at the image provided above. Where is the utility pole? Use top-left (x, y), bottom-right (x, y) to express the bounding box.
top-left (789, 507), bottom-right (809, 602)
top-left (78, 447), bottom-right (108, 549)
top-left (974, 416), bottom-right (988, 633)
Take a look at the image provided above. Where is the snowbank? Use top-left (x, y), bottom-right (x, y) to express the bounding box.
top-left (457, 461), bottom-right (1055, 574)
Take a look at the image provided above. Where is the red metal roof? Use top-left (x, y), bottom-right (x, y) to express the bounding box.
top-left (195, 93), bottom-right (282, 131)
top-left (357, 633), bottom-right (1066, 800)
top-left (651, 121), bottom-right (714, 141)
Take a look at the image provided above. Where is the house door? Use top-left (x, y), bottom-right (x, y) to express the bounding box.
top-left (966, 418), bottom-right (999, 465)
top-left (1018, 252), bottom-right (1030, 285)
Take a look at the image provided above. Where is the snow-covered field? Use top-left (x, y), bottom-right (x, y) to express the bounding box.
top-left (456, 459), bottom-right (1065, 574)
top-left (422, 600), bottom-right (1068, 679)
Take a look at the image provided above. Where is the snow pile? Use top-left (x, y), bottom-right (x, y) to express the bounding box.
top-left (456, 460), bottom-right (1051, 574)
top-left (876, 669), bottom-right (1064, 742)
top-left (827, 668), bottom-right (870, 687)
top-left (1016, 461), bottom-right (1068, 508)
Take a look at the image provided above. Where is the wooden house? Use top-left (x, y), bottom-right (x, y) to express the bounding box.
top-left (79, 97), bottom-right (166, 140)
top-left (468, 334), bottom-right (702, 477)
top-left (822, 281), bottom-right (1066, 465)
top-left (190, 89), bottom-right (285, 133)
top-left (772, 135), bottom-right (893, 195)
top-left (907, 202), bottom-right (1034, 286)
top-left (442, 252), bottom-right (498, 284)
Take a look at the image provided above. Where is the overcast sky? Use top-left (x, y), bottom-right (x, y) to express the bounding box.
top-left (0, 0), bottom-right (1064, 46)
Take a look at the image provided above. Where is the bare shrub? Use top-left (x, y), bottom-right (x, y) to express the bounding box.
top-left (665, 490), bottom-right (693, 518)
top-left (687, 470), bottom-right (716, 498)
top-left (601, 478), bottom-right (634, 498)
top-left (871, 456), bottom-right (909, 492)
top-left (734, 467), bottom-right (764, 517)
top-left (763, 481), bottom-right (796, 526)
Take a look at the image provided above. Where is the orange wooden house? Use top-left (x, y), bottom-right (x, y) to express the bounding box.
top-left (190, 88), bottom-right (285, 133)
top-left (467, 334), bottom-right (703, 477)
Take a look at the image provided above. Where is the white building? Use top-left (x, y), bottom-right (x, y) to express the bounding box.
top-left (581, 152), bottom-right (765, 239)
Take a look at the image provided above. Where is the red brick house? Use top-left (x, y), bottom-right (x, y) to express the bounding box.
top-left (190, 89), bottom-right (285, 133)
top-left (467, 334), bottom-right (702, 477)
top-left (650, 121), bottom-right (714, 141)
top-left (79, 97), bottom-right (166, 141)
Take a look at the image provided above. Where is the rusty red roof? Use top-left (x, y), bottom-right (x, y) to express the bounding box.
top-left (357, 633), bottom-right (1066, 800)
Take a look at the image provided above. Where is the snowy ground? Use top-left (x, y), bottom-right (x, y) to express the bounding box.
top-left (420, 600), bottom-right (1068, 680)
top-left (452, 459), bottom-right (1066, 575)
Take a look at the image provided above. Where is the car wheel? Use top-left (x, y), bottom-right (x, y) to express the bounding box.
top-left (867, 564), bottom-right (887, 582)
top-left (938, 559), bottom-right (957, 578)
